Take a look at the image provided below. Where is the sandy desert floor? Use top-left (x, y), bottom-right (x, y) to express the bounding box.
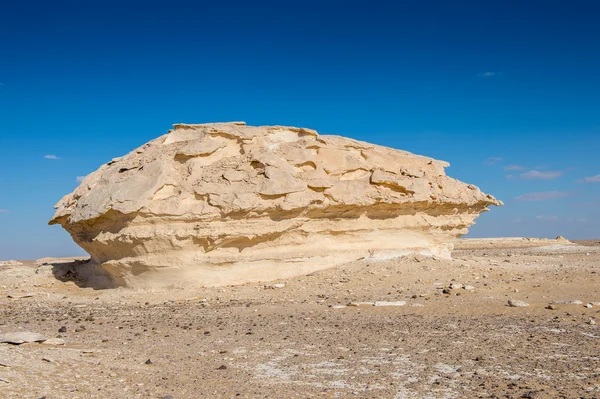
top-left (1, 238), bottom-right (599, 399)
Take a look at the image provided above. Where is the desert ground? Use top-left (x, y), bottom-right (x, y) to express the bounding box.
top-left (1, 238), bottom-right (599, 399)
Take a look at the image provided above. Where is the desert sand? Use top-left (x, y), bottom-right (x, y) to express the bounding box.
top-left (1, 237), bottom-right (599, 398)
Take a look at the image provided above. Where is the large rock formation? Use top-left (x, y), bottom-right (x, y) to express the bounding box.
top-left (50, 122), bottom-right (501, 287)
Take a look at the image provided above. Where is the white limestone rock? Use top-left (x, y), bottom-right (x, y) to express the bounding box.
top-left (49, 122), bottom-right (501, 288)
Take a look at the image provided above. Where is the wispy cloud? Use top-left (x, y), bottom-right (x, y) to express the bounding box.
top-left (76, 176), bottom-right (86, 183)
top-left (584, 174), bottom-right (600, 183)
top-left (484, 156), bottom-right (503, 165)
top-left (0, 209), bottom-right (8, 213)
top-left (520, 170), bottom-right (563, 180)
top-left (505, 174), bottom-right (516, 180)
top-left (44, 154), bottom-right (60, 160)
top-left (478, 72), bottom-right (501, 78)
top-left (515, 191), bottom-right (570, 201)
top-left (504, 164), bottom-right (523, 171)
top-left (536, 215), bottom-right (558, 221)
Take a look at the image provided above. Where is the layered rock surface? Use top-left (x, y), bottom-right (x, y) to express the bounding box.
top-left (50, 122), bottom-right (501, 287)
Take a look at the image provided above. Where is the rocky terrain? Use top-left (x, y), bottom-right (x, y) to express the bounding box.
top-left (1, 238), bottom-right (599, 398)
top-left (49, 122), bottom-right (500, 288)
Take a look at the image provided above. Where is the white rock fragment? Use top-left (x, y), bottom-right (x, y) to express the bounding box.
top-left (330, 305), bottom-right (346, 309)
top-left (374, 301), bottom-right (407, 307)
top-left (553, 300), bottom-right (583, 305)
top-left (0, 332), bottom-right (47, 345)
top-left (508, 299), bottom-right (529, 307)
top-left (42, 338), bottom-right (66, 345)
top-left (267, 283), bottom-right (286, 289)
top-left (449, 283), bottom-right (463, 289)
top-left (585, 303), bottom-right (593, 309)
top-left (464, 285), bottom-right (475, 290)
top-left (7, 292), bottom-right (35, 299)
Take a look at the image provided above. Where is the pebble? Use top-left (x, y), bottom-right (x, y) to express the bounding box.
top-left (464, 285), bottom-right (475, 290)
top-left (217, 365), bottom-right (227, 370)
top-left (449, 283), bottom-right (463, 289)
top-left (374, 301), bottom-right (407, 307)
top-left (58, 326), bottom-right (67, 333)
top-left (585, 303), bottom-right (593, 308)
top-left (553, 300), bottom-right (583, 305)
top-left (145, 359), bottom-right (152, 364)
top-left (330, 305), bottom-right (346, 309)
top-left (589, 318), bottom-right (596, 325)
top-left (508, 299), bottom-right (529, 307)
top-left (546, 304), bottom-right (557, 310)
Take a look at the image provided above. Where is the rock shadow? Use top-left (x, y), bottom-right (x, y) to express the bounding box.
top-left (48, 258), bottom-right (117, 289)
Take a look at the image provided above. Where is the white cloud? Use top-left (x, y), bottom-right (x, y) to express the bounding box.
top-left (0, 209), bottom-right (8, 213)
top-left (515, 191), bottom-right (570, 201)
top-left (584, 174), bottom-right (600, 183)
top-left (520, 170), bottom-right (563, 180)
top-left (76, 176), bottom-right (86, 183)
top-left (44, 155), bottom-right (60, 160)
top-left (479, 72), bottom-right (501, 78)
top-left (484, 156), bottom-right (503, 165)
top-left (504, 164), bottom-right (523, 171)
top-left (536, 215), bottom-right (558, 221)
top-left (505, 174), bottom-right (516, 180)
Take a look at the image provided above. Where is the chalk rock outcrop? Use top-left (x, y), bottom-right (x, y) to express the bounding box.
top-left (49, 122), bottom-right (501, 287)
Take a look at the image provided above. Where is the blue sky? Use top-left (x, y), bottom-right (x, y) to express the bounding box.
top-left (0, 0), bottom-right (599, 259)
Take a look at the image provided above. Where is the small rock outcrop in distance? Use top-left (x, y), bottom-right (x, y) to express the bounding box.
top-left (49, 122), bottom-right (501, 288)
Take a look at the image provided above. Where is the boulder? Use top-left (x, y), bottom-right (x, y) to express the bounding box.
top-left (49, 122), bottom-right (501, 287)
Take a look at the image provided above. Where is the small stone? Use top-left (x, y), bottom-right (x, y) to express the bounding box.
top-left (442, 289), bottom-right (451, 294)
top-left (374, 301), bottom-right (406, 307)
top-left (330, 305), bottom-right (346, 309)
top-left (449, 283), bottom-right (463, 289)
top-left (464, 285), bottom-right (475, 290)
top-left (508, 299), bottom-right (529, 307)
top-left (145, 359), bottom-right (152, 364)
top-left (546, 304), bottom-right (557, 310)
top-left (588, 318), bottom-right (596, 325)
top-left (58, 326), bottom-right (67, 333)
top-left (217, 365), bottom-right (227, 370)
top-left (585, 303), bottom-right (593, 308)
top-left (552, 300), bottom-right (583, 305)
